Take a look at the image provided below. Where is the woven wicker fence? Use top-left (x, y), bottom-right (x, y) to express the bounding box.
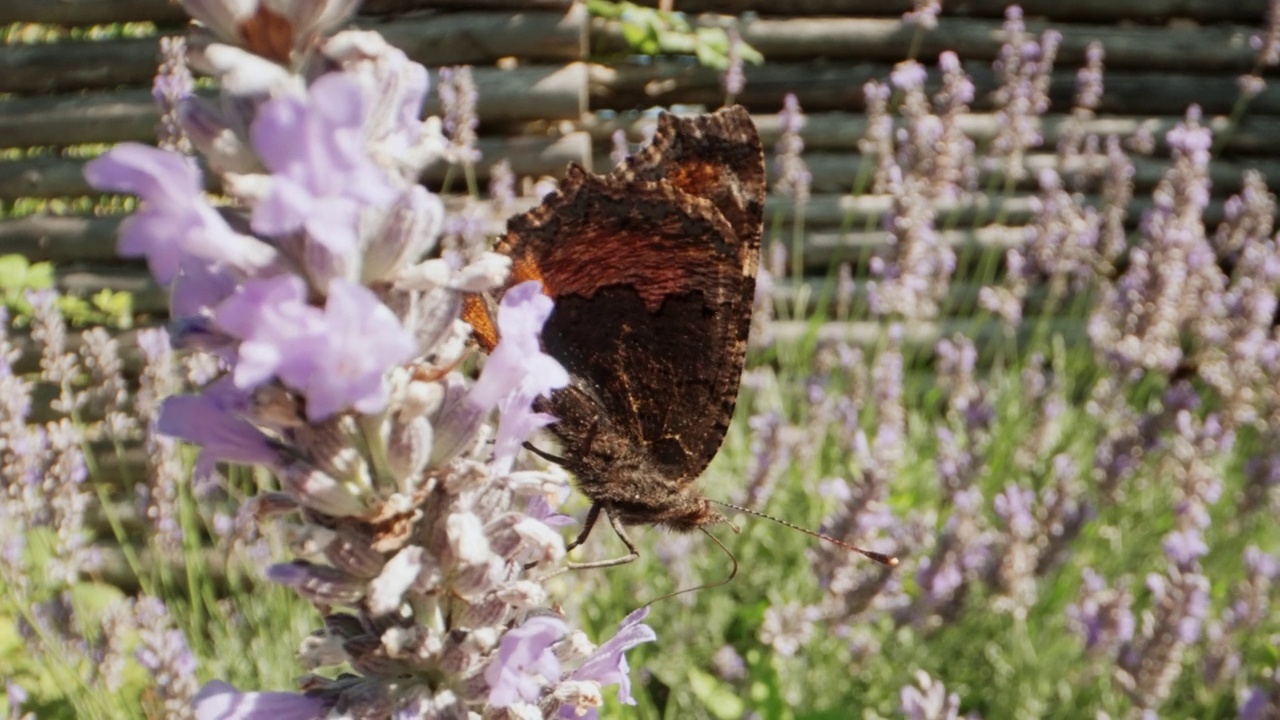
top-left (2, 0), bottom-right (1276, 355)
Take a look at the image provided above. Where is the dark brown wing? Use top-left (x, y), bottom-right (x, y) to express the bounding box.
top-left (613, 106), bottom-right (765, 268)
top-left (482, 107), bottom-right (764, 526)
top-left (498, 163), bottom-right (751, 478)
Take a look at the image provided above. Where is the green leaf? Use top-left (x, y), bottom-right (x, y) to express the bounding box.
top-left (0, 255), bottom-right (29, 289)
top-left (688, 667), bottom-right (746, 720)
top-left (25, 261), bottom-right (55, 289)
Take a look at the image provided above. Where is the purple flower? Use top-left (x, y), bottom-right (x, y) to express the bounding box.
top-left (250, 73), bottom-right (399, 261)
top-left (565, 607), bottom-right (656, 713)
top-left (83, 143), bottom-right (278, 284)
top-left (215, 275), bottom-right (415, 420)
top-left (434, 281), bottom-right (569, 469)
top-left (900, 670), bottom-right (961, 720)
top-left (194, 680), bottom-right (327, 720)
top-left (158, 380), bottom-right (280, 471)
top-left (486, 615), bottom-right (568, 707)
top-left (1163, 528), bottom-right (1208, 569)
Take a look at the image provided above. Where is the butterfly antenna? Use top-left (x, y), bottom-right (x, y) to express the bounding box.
top-left (708, 499), bottom-right (899, 567)
top-left (640, 528), bottom-right (739, 608)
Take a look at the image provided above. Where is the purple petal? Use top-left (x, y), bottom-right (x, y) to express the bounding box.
top-left (569, 607), bottom-right (656, 706)
top-left (86, 143), bottom-right (278, 284)
top-left (486, 615), bottom-right (568, 707)
top-left (194, 680), bottom-right (326, 720)
top-left (157, 378), bottom-right (278, 468)
top-left (249, 74), bottom-right (399, 258)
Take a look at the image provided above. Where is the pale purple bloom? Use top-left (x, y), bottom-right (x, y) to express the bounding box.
top-left (902, 0), bottom-right (941, 28)
top-left (890, 60), bottom-right (928, 91)
top-left (722, 25), bottom-right (745, 98)
top-left (1252, 0), bottom-right (1280, 66)
top-left (157, 380), bottom-right (280, 469)
top-left (438, 66), bottom-right (481, 165)
top-left (83, 143), bottom-right (278, 284)
top-left (774, 93), bottom-right (810, 204)
top-left (901, 670), bottom-right (961, 720)
top-left (1164, 529), bottom-right (1209, 569)
top-left (712, 645), bottom-right (746, 681)
top-left (486, 615), bottom-right (567, 707)
top-left (215, 275), bottom-right (415, 420)
top-left (609, 128), bottom-right (631, 167)
top-left (435, 281), bottom-right (568, 468)
top-left (293, 279), bottom-right (417, 419)
top-left (1067, 568), bottom-right (1135, 653)
top-left (154, 35), bottom-right (194, 153)
top-left (194, 680), bottom-right (327, 720)
top-left (565, 607), bottom-right (656, 712)
top-left (250, 73), bottom-right (399, 260)
top-left (1075, 42), bottom-right (1105, 113)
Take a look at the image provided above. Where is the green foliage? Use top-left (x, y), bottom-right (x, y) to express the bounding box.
top-left (0, 255), bottom-right (133, 328)
top-left (587, 0), bottom-right (763, 70)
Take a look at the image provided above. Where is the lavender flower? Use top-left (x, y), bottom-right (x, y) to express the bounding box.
top-left (722, 25), bottom-right (745, 100)
top-left (154, 35), bottom-right (194, 153)
top-left (902, 0), bottom-right (942, 29)
top-left (774, 93), bottom-right (810, 206)
top-left (134, 597), bottom-right (201, 719)
top-left (487, 615), bottom-right (568, 708)
top-left (1089, 106), bottom-right (1225, 376)
top-left (1115, 528), bottom-right (1212, 712)
top-left (82, 5), bottom-right (650, 716)
top-left (900, 670), bottom-right (963, 720)
top-left (989, 7), bottom-right (1059, 181)
top-left (1252, 0), bottom-right (1280, 67)
top-left (438, 65), bottom-right (481, 166)
top-left (1067, 568), bottom-right (1135, 658)
top-left (194, 681), bottom-right (327, 720)
top-left (860, 80), bottom-right (895, 194)
top-left (759, 602), bottom-right (817, 657)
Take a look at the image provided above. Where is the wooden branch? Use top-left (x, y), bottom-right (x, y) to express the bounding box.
top-left (764, 317), bottom-right (1087, 351)
top-left (57, 264), bottom-right (165, 313)
top-left (0, 132), bottom-right (589, 201)
top-left (1, 11), bottom-right (587, 95)
top-left (769, 278), bottom-right (1095, 320)
top-left (0, 215), bottom-right (123, 262)
top-left (1, 185), bottom-right (1231, 268)
top-left (370, 6), bottom-right (586, 67)
top-left (0, 90), bottom-right (160, 150)
top-left (590, 60), bottom-right (1280, 116)
top-left (0, 36), bottom-right (165, 95)
top-left (586, 111), bottom-right (1280, 159)
top-left (626, 0), bottom-right (1266, 22)
top-left (761, 192), bottom-right (1230, 229)
top-left (784, 150), bottom-right (1280, 195)
top-left (593, 146), bottom-right (1280, 196)
top-left (422, 62), bottom-right (587, 122)
top-left (593, 15), bottom-right (1260, 73)
top-left (0, 0), bottom-right (572, 29)
top-left (0, 62), bottom-right (586, 149)
top-left (0, 0), bottom-right (184, 25)
top-left (0, 197), bottom-right (545, 265)
top-left (362, 0), bottom-right (574, 11)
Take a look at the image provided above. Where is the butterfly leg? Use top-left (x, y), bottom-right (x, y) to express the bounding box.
top-left (566, 503), bottom-right (640, 570)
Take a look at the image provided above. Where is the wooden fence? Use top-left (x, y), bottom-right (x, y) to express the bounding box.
top-left (1, 0), bottom-right (1276, 341)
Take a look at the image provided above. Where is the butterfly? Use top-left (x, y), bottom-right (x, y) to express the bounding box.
top-left (465, 106), bottom-right (764, 565)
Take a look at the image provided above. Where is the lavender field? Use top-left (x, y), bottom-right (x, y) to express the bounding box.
top-left (2, 1), bottom-right (1279, 718)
